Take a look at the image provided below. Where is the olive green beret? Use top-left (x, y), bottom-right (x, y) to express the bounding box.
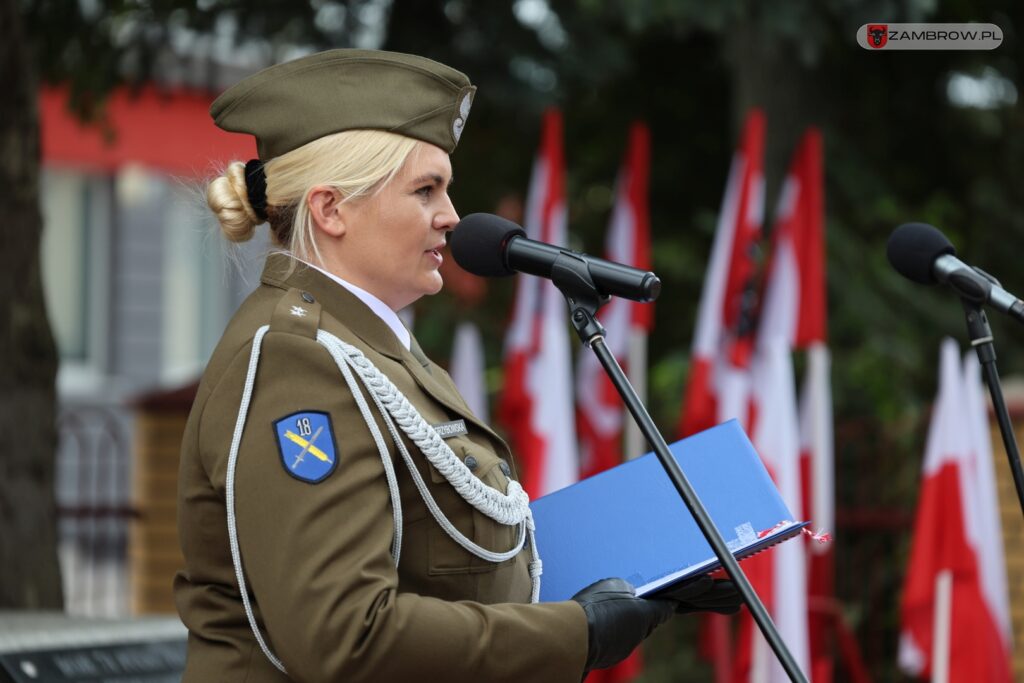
top-left (211, 49), bottom-right (476, 159)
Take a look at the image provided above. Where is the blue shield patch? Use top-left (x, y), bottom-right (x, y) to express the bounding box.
top-left (273, 411), bottom-right (338, 484)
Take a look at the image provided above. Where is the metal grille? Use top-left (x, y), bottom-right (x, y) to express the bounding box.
top-left (55, 404), bottom-right (135, 617)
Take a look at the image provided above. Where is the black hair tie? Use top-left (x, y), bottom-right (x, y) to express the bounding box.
top-left (244, 159), bottom-right (269, 221)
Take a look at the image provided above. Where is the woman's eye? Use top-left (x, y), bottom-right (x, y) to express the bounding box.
top-left (415, 186), bottom-right (433, 198)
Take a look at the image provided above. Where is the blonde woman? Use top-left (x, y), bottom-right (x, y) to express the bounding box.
top-left (176, 49), bottom-right (730, 683)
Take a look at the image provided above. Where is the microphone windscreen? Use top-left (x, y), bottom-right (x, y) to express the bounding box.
top-left (449, 213), bottom-right (526, 277)
top-left (887, 223), bottom-right (956, 284)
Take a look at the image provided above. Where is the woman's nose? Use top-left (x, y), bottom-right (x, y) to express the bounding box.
top-left (435, 195), bottom-right (459, 230)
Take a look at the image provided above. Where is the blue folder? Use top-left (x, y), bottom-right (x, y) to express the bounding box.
top-left (530, 420), bottom-right (808, 602)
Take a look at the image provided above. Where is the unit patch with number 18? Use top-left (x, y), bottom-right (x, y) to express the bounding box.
top-left (272, 411), bottom-right (339, 484)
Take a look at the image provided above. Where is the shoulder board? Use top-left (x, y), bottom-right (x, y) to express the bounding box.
top-left (270, 288), bottom-right (322, 339)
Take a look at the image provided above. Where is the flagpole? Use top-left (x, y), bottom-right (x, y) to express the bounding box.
top-left (553, 264), bottom-right (808, 683)
top-left (624, 329), bottom-right (647, 460)
top-left (930, 570), bottom-right (953, 683)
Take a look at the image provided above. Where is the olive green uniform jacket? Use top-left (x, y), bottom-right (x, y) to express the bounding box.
top-left (175, 254), bottom-right (588, 682)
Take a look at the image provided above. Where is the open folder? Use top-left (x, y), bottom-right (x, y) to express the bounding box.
top-left (530, 420), bottom-right (808, 602)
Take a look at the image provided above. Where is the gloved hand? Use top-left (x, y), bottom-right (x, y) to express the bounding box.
top-left (571, 578), bottom-right (675, 672)
top-left (653, 574), bottom-right (743, 615)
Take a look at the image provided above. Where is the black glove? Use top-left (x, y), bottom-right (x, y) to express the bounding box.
top-left (571, 578), bottom-right (675, 672)
top-left (652, 575), bottom-right (743, 615)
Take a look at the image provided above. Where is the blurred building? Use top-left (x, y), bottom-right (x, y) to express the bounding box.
top-left (39, 83), bottom-right (262, 616)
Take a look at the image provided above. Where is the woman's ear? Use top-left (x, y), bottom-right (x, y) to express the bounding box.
top-left (307, 185), bottom-right (346, 238)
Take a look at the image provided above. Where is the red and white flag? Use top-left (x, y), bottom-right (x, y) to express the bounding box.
top-left (962, 353), bottom-right (1013, 659)
top-left (498, 109), bottom-right (578, 498)
top-left (678, 109), bottom-right (766, 438)
top-left (575, 123), bottom-right (653, 683)
top-left (450, 321), bottom-right (489, 423)
top-left (756, 128), bottom-right (833, 682)
top-left (677, 110), bottom-right (764, 683)
top-left (898, 338), bottom-right (1012, 682)
top-left (729, 128), bottom-right (828, 683)
top-left (738, 339), bottom-right (812, 683)
top-left (577, 122), bottom-right (653, 480)
top-left (797, 344), bottom-right (834, 683)
top-left (756, 129), bottom-right (826, 350)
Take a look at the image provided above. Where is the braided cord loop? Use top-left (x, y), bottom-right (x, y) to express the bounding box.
top-left (225, 326), bottom-right (547, 673)
top-left (316, 330), bottom-right (543, 600)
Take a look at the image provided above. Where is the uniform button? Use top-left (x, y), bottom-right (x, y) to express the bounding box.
top-left (301, 291), bottom-right (315, 303)
top-left (464, 455), bottom-right (478, 471)
top-left (499, 460), bottom-right (512, 477)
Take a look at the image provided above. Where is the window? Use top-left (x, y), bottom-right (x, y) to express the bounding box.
top-left (161, 172), bottom-right (268, 385)
top-left (41, 168), bottom-right (113, 394)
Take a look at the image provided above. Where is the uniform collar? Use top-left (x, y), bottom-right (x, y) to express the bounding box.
top-left (260, 252), bottom-right (409, 360)
top-left (259, 252), bottom-right (506, 450)
top-left (295, 257), bottom-right (411, 351)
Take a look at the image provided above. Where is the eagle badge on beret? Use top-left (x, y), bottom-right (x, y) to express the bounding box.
top-left (452, 88), bottom-right (474, 143)
top-left (273, 411), bottom-right (339, 483)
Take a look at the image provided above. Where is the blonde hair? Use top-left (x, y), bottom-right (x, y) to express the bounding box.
top-left (206, 129), bottom-right (420, 264)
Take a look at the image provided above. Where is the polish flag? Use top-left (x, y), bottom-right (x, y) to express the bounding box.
top-left (729, 129), bottom-right (827, 683)
top-left (576, 122), bottom-right (653, 479)
top-left (756, 128), bottom-right (833, 682)
top-left (898, 339), bottom-right (1012, 682)
top-left (498, 110), bottom-right (578, 497)
top-left (678, 109), bottom-right (766, 438)
top-left (797, 345), bottom-right (834, 683)
top-left (756, 129), bottom-right (826, 350)
top-left (450, 321), bottom-right (490, 423)
top-left (678, 110), bottom-right (765, 683)
top-left (736, 339), bottom-right (811, 683)
top-left (962, 353), bottom-right (1013, 661)
top-left (575, 123), bottom-right (653, 683)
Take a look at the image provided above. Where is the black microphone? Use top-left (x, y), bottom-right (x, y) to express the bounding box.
top-left (449, 213), bottom-right (661, 303)
top-left (887, 222), bottom-right (1024, 323)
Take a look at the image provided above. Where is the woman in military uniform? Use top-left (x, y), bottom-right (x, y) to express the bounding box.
top-left (175, 49), bottom-right (737, 683)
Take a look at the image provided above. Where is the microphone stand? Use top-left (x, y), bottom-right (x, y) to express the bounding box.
top-left (961, 297), bottom-right (1024, 520)
top-left (549, 254), bottom-right (808, 683)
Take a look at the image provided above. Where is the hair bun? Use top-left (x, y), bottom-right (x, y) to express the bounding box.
top-left (207, 161), bottom-right (264, 242)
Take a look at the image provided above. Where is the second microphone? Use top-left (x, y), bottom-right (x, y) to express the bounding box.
top-left (449, 213), bottom-right (661, 303)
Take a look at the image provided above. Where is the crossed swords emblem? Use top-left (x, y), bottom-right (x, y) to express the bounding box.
top-left (283, 426), bottom-right (331, 470)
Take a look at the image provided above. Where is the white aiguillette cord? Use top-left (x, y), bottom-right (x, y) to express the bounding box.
top-left (225, 325), bottom-right (543, 673)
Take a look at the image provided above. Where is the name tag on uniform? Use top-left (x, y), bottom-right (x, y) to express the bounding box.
top-left (432, 419), bottom-right (468, 439)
